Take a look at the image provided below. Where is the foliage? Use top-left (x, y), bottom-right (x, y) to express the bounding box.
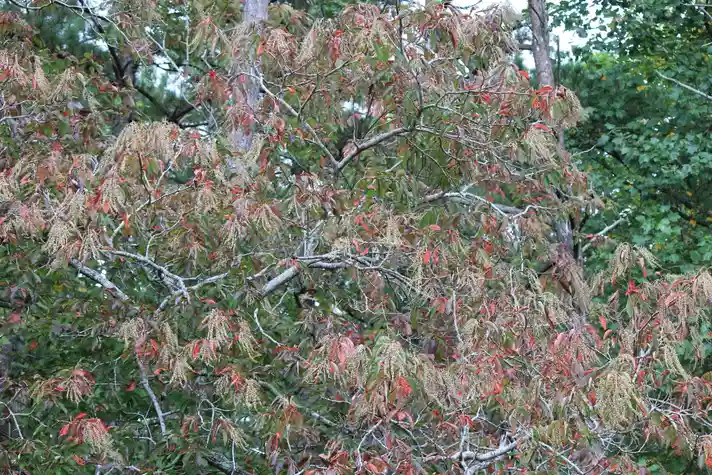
top-left (1, 2), bottom-right (712, 474)
top-left (553, 0), bottom-right (712, 273)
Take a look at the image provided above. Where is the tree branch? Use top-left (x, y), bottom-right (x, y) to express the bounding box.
top-left (422, 189), bottom-right (525, 216)
top-left (335, 127), bottom-right (410, 171)
top-left (136, 354), bottom-right (166, 436)
top-left (581, 216), bottom-right (627, 253)
top-left (460, 435), bottom-right (529, 475)
top-left (656, 70), bottom-right (712, 101)
top-left (69, 259), bottom-right (129, 301)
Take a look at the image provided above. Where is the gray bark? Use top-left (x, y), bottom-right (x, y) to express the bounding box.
top-left (527, 0), bottom-right (554, 88)
top-left (528, 0), bottom-right (574, 254)
top-left (229, 0), bottom-right (269, 156)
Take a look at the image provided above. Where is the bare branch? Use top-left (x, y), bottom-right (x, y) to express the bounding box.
top-left (335, 127), bottom-right (410, 171)
top-left (0, 402), bottom-right (23, 440)
top-left (581, 216), bottom-right (627, 253)
top-left (422, 189), bottom-right (524, 217)
top-left (136, 354), bottom-right (166, 436)
top-left (537, 441), bottom-right (585, 474)
top-left (70, 259), bottom-right (129, 301)
top-left (460, 435), bottom-right (529, 475)
top-left (655, 70), bottom-right (712, 101)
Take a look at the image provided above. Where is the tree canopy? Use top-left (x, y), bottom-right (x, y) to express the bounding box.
top-left (555, 0), bottom-right (712, 273)
top-left (1, 1), bottom-right (712, 474)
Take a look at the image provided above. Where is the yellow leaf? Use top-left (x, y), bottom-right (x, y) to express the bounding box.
top-left (636, 85), bottom-right (647, 91)
top-left (690, 219), bottom-right (697, 227)
top-left (601, 75), bottom-right (606, 81)
top-left (686, 191), bottom-right (692, 197)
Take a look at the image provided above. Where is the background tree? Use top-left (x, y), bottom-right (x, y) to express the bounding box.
top-left (1, 2), bottom-right (712, 475)
top-left (553, 0), bottom-right (712, 273)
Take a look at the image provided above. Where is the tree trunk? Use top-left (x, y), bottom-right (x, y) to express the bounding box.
top-left (528, 0), bottom-right (574, 253)
top-left (229, 0), bottom-right (269, 156)
top-left (527, 0), bottom-right (554, 88)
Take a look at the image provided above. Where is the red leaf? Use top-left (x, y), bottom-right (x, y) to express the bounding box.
top-left (74, 413), bottom-right (88, 421)
top-left (599, 315), bottom-right (607, 331)
top-left (7, 313), bottom-right (21, 324)
top-left (71, 455), bottom-right (86, 466)
top-left (59, 424), bottom-right (70, 437)
top-left (192, 340), bottom-right (201, 359)
top-left (423, 249), bottom-right (431, 264)
top-left (535, 85), bottom-right (553, 95)
top-left (532, 123), bottom-right (551, 132)
top-left (428, 224), bottom-right (441, 231)
top-left (125, 380), bottom-right (136, 392)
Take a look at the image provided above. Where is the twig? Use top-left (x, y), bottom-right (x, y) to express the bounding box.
top-left (136, 354), bottom-right (166, 436)
top-left (355, 419), bottom-right (383, 470)
top-left (452, 290), bottom-right (463, 347)
top-left (656, 70), bottom-right (712, 101)
top-left (537, 441), bottom-right (585, 474)
top-left (109, 185), bottom-right (190, 245)
top-left (259, 381), bottom-right (336, 427)
top-left (0, 402), bottom-right (24, 440)
top-left (253, 74), bottom-right (338, 167)
top-left (581, 216), bottom-right (627, 253)
top-left (252, 308), bottom-right (281, 345)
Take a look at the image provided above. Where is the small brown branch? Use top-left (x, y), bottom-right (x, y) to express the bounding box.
top-left (70, 259), bottom-right (129, 301)
top-left (335, 127), bottom-right (410, 171)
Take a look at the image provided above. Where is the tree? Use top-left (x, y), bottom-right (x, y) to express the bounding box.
top-left (2, 2), bottom-right (712, 474)
top-left (552, 0), bottom-right (712, 273)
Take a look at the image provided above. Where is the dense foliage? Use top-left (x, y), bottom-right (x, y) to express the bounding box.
top-left (555, 0), bottom-right (712, 273)
top-left (2, 1), bottom-right (712, 474)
